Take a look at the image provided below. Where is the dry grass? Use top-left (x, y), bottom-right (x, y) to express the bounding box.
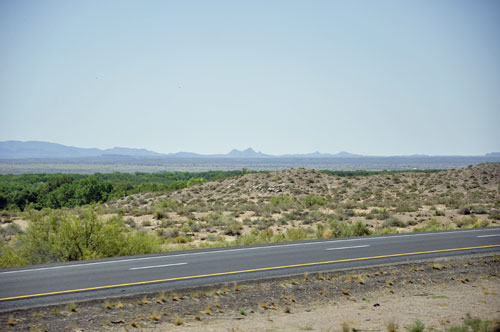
top-left (150, 310), bottom-right (161, 321)
top-left (7, 316), bottom-right (16, 326)
top-left (173, 314), bottom-right (184, 326)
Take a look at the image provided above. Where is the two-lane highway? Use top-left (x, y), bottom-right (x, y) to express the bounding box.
top-left (1, 228), bottom-right (500, 310)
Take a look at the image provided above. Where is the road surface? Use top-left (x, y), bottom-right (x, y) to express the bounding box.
top-left (1, 227), bottom-right (499, 310)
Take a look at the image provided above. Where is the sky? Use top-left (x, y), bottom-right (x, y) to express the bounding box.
top-left (1, 1), bottom-right (499, 156)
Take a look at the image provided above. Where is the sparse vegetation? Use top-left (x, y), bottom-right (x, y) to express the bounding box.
top-left (1, 163), bottom-right (499, 268)
top-left (7, 316), bottom-right (16, 326)
top-left (173, 314), bottom-right (184, 326)
top-left (408, 319), bottom-right (425, 332)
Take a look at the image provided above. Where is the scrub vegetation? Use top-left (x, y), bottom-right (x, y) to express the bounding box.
top-left (1, 163), bottom-right (499, 268)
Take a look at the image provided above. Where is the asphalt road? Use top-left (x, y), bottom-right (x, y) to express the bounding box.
top-left (1, 227), bottom-right (500, 311)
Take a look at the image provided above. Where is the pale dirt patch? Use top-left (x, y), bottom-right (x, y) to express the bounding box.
top-left (11, 219), bottom-right (28, 231)
top-left (161, 279), bottom-right (500, 332)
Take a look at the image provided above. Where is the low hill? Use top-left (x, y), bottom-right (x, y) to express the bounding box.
top-left (102, 163), bottom-right (500, 248)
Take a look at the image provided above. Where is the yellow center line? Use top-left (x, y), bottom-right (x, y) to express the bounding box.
top-left (1, 244), bottom-right (499, 302)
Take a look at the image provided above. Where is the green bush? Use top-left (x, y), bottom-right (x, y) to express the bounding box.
top-left (394, 204), bottom-right (417, 213)
top-left (0, 242), bottom-right (27, 267)
top-left (463, 314), bottom-right (499, 332)
top-left (285, 228), bottom-right (309, 241)
top-left (302, 195), bottom-right (326, 208)
top-left (413, 218), bottom-right (448, 232)
top-left (350, 221), bottom-right (372, 236)
top-left (328, 220), bottom-right (371, 238)
top-left (269, 195), bottom-right (296, 208)
top-left (456, 217), bottom-right (478, 229)
top-left (0, 209), bottom-right (162, 267)
top-left (383, 217), bottom-right (406, 228)
top-left (408, 319), bottom-right (425, 332)
top-left (156, 199), bottom-right (180, 211)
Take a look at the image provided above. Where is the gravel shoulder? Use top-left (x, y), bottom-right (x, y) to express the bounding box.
top-left (1, 253), bottom-right (499, 331)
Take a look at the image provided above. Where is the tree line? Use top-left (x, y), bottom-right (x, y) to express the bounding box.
top-left (0, 170), bottom-right (247, 211)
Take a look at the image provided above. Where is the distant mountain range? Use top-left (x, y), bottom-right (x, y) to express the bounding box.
top-left (0, 141), bottom-right (498, 160)
top-left (0, 141), bottom-right (163, 159)
top-left (167, 148), bottom-right (361, 159)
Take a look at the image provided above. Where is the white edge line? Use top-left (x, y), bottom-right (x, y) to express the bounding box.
top-left (130, 262), bottom-right (187, 270)
top-left (325, 245), bottom-right (370, 251)
top-left (1, 228), bottom-right (498, 275)
top-left (477, 234), bottom-right (500, 238)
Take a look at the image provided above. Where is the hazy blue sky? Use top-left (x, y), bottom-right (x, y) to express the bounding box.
top-left (1, 1), bottom-right (499, 155)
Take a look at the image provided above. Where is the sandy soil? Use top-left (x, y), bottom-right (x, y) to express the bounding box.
top-left (167, 278), bottom-right (500, 332)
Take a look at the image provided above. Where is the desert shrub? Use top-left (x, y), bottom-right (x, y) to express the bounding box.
top-left (124, 217), bottom-right (137, 228)
top-left (463, 314), bottom-right (500, 332)
top-left (382, 217), bottom-right (406, 228)
top-left (394, 204), bottom-right (417, 213)
top-left (171, 235), bottom-right (193, 244)
top-left (285, 228), bottom-right (309, 241)
top-left (0, 242), bottom-right (27, 267)
top-left (370, 208), bottom-right (391, 220)
top-left (0, 209), bottom-right (162, 267)
top-left (258, 229), bottom-right (274, 242)
top-left (328, 220), bottom-right (371, 238)
top-left (302, 195), bottom-right (326, 208)
top-left (456, 216), bottom-right (478, 228)
top-left (156, 199), bottom-right (180, 211)
top-left (328, 220), bottom-right (351, 238)
top-left (205, 212), bottom-right (227, 227)
top-left (235, 230), bottom-right (274, 246)
top-left (407, 220), bottom-right (418, 226)
top-left (235, 233), bottom-right (260, 245)
top-left (456, 217), bottom-right (489, 229)
top-left (408, 319), bottom-right (425, 332)
top-left (316, 224), bottom-right (324, 239)
top-left (349, 221), bottom-right (372, 236)
top-left (224, 221), bottom-right (242, 236)
top-left (187, 220), bottom-right (201, 232)
top-left (162, 227), bottom-right (180, 239)
top-left (413, 218), bottom-right (448, 232)
top-left (470, 205), bottom-right (488, 214)
top-left (303, 211), bottom-right (328, 225)
top-left (489, 210), bottom-right (500, 220)
top-left (153, 209), bottom-right (167, 220)
top-left (365, 212), bottom-right (374, 220)
top-left (269, 195), bottom-right (296, 209)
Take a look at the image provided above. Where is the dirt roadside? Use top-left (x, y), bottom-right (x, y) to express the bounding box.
top-left (1, 253), bottom-right (499, 332)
